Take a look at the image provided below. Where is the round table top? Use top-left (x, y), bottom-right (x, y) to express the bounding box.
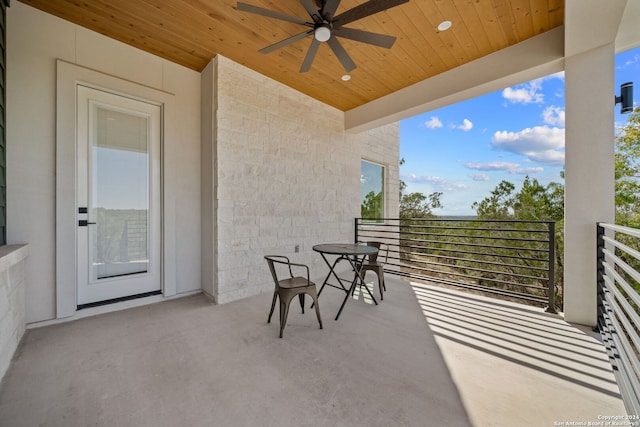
top-left (312, 243), bottom-right (378, 256)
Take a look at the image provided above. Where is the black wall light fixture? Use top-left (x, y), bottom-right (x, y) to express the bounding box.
top-left (615, 82), bottom-right (634, 114)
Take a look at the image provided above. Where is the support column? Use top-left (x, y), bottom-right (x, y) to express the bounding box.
top-left (563, 43), bottom-right (616, 326)
top-left (200, 58), bottom-right (217, 301)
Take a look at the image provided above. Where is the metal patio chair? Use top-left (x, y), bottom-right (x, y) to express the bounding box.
top-left (357, 241), bottom-right (389, 300)
top-left (264, 255), bottom-right (323, 338)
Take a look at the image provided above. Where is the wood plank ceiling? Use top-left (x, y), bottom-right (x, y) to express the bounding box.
top-left (17, 0), bottom-right (564, 111)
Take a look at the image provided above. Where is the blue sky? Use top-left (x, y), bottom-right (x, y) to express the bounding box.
top-left (399, 46), bottom-right (640, 216)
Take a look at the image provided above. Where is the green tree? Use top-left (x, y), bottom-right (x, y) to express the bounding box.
top-left (398, 157), bottom-right (443, 218)
top-left (471, 176), bottom-right (564, 308)
top-left (615, 107), bottom-right (640, 227)
top-left (471, 180), bottom-right (516, 219)
top-left (472, 176), bottom-right (564, 222)
top-left (400, 191), bottom-right (442, 219)
top-left (399, 158), bottom-right (407, 196)
top-left (514, 177), bottom-right (564, 221)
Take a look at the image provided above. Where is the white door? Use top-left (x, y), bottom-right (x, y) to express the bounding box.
top-left (76, 85), bottom-right (162, 306)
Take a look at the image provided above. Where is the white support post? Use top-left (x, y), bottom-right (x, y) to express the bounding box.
top-left (563, 43), bottom-right (616, 326)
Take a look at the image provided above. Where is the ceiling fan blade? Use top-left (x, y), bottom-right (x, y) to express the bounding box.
top-left (333, 27), bottom-right (396, 48)
top-left (333, 0), bottom-right (409, 26)
top-left (259, 30), bottom-right (313, 54)
top-left (299, 0), bottom-right (322, 23)
top-left (327, 37), bottom-right (356, 72)
top-left (300, 38), bottom-right (321, 72)
top-left (321, 0), bottom-right (341, 21)
top-left (237, 2), bottom-right (309, 26)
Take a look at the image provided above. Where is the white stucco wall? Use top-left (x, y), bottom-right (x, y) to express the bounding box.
top-left (204, 56), bottom-right (399, 304)
top-left (7, 3), bottom-right (202, 323)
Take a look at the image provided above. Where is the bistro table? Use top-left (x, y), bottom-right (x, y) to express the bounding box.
top-left (312, 243), bottom-right (379, 320)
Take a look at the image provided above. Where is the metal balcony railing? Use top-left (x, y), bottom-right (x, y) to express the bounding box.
top-left (597, 223), bottom-right (640, 414)
top-left (355, 218), bottom-right (558, 313)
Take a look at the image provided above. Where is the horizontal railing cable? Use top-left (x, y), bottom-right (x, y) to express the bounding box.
top-left (395, 255), bottom-right (549, 284)
top-left (602, 248), bottom-right (640, 309)
top-left (396, 230), bottom-right (551, 245)
top-left (356, 217), bottom-right (557, 312)
top-left (396, 243), bottom-right (548, 264)
top-left (396, 264), bottom-right (550, 292)
top-left (397, 250), bottom-right (549, 272)
top-left (602, 280), bottom-right (640, 410)
top-left (603, 235), bottom-right (640, 266)
top-left (602, 265), bottom-right (640, 350)
top-left (397, 223), bottom-right (551, 234)
top-left (597, 222), bottom-right (640, 415)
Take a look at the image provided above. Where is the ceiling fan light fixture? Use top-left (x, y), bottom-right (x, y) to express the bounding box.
top-left (314, 24), bottom-right (331, 42)
top-left (438, 20), bottom-right (452, 31)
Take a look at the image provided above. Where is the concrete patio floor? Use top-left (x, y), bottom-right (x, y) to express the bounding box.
top-left (0, 276), bottom-right (626, 426)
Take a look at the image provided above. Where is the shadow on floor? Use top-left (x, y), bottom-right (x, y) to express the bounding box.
top-left (409, 282), bottom-right (625, 427)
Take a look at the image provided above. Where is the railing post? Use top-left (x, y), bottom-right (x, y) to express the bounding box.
top-left (545, 221), bottom-right (557, 314)
top-left (596, 223), bottom-right (606, 331)
top-left (354, 218), bottom-right (359, 244)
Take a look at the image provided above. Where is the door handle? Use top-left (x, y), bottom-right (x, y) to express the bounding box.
top-left (78, 220), bottom-right (97, 227)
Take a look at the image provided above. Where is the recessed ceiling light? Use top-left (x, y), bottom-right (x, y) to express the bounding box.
top-left (438, 20), bottom-right (452, 31)
top-left (341, 75), bottom-right (351, 81)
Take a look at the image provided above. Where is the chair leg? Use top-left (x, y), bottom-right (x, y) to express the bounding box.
top-left (377, 269), bottom-right (384, 301)
top-left (268, 291), bottom-right (278, 323)
top-left (279, 295), bottom-right (294, 338)
top-left (299, 293), bottom-right (305, 314)
top-left (308, 290), bottom-right (323, 330)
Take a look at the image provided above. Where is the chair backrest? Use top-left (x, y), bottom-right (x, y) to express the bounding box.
top-left (264, 255), bottom-right (293, 289)
top-left (361, 241), bottom-right (388, 264)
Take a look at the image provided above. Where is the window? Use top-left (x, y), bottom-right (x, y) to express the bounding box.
top-left (361, 160), bottom-right (384, 221)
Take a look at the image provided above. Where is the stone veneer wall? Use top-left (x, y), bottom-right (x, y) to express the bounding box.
top-left (0, 245), bottom-right (28, 382)
top-left (210, 56), bottom-right (399, 303)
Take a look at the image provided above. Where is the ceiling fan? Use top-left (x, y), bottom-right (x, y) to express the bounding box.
top-left (237, 0), bottom-right (409, 73)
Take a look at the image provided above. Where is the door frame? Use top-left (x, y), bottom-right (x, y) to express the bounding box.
top-left (56, 60), bottom-right (177, 319)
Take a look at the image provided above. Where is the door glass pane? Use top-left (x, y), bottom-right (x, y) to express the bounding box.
top-left (92, 105), bottom-right (150, 280)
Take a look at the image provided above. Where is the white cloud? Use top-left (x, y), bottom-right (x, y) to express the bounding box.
top-left (625, 55), bottom-right (640, 67)
top-left (464, 162), bottom-right (543, 175)
top-left (513, 166), bottom-right (544, 174)
top-left (402, 174), bottom-right (468, 191)
top-left (501, 73), bottom-right (564, 105)
top-left (457, 118), bottom-right (473, 131)
top-left (491, 126), bottom-right (565, 166)
top-left (465, 161), bottom-right (521, 171)
top-left (526, 151), bottom-right (565, 165)
top-left (542, 106), bottom-right (565, 127)
top-left (425, 116), bottom-right (443, 129)
top-left (469, 173), bottom-right (489, 181)
top-left (502, 80), bottom-right (544, 104)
